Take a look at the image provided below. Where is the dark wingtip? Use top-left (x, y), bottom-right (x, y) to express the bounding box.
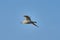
top-left (24, 15), bottom-right (28, 17)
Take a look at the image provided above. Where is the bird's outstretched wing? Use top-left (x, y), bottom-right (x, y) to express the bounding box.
top-left (24, 15), bottom-right (31, 20)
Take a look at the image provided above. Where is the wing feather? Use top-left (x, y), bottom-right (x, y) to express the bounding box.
top-left (24, 15), bottom-right (31, 20)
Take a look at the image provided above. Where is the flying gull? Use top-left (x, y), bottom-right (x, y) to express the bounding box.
top-left (22, 15), bottom-right (39, 28)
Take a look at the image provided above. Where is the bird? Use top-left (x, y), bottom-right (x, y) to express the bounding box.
top-left (22, 15), bottom-right (39, 28)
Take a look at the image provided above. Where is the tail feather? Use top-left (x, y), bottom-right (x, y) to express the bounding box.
top-left (31, 22), bottom-right (39, 28)
top-left (33, 21), bottom-right (37, 23)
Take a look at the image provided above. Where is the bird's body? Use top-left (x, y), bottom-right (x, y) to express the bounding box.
top-left (22, 15), bottom-right (39, 27)
top-left (22, 20), bottom-right (31, 24)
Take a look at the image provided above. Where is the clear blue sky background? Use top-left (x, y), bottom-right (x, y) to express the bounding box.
top-left (0, 0), bottom-right (60, 40)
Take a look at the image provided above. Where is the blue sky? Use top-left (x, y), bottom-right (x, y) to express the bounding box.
top-left (0, 0), bottom-right (60, 40)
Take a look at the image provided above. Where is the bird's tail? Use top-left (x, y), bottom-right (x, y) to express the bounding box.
top-left (33, 21), bottom-right (37, 23)
top-left (31, 22), bottom-right (39, 28)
